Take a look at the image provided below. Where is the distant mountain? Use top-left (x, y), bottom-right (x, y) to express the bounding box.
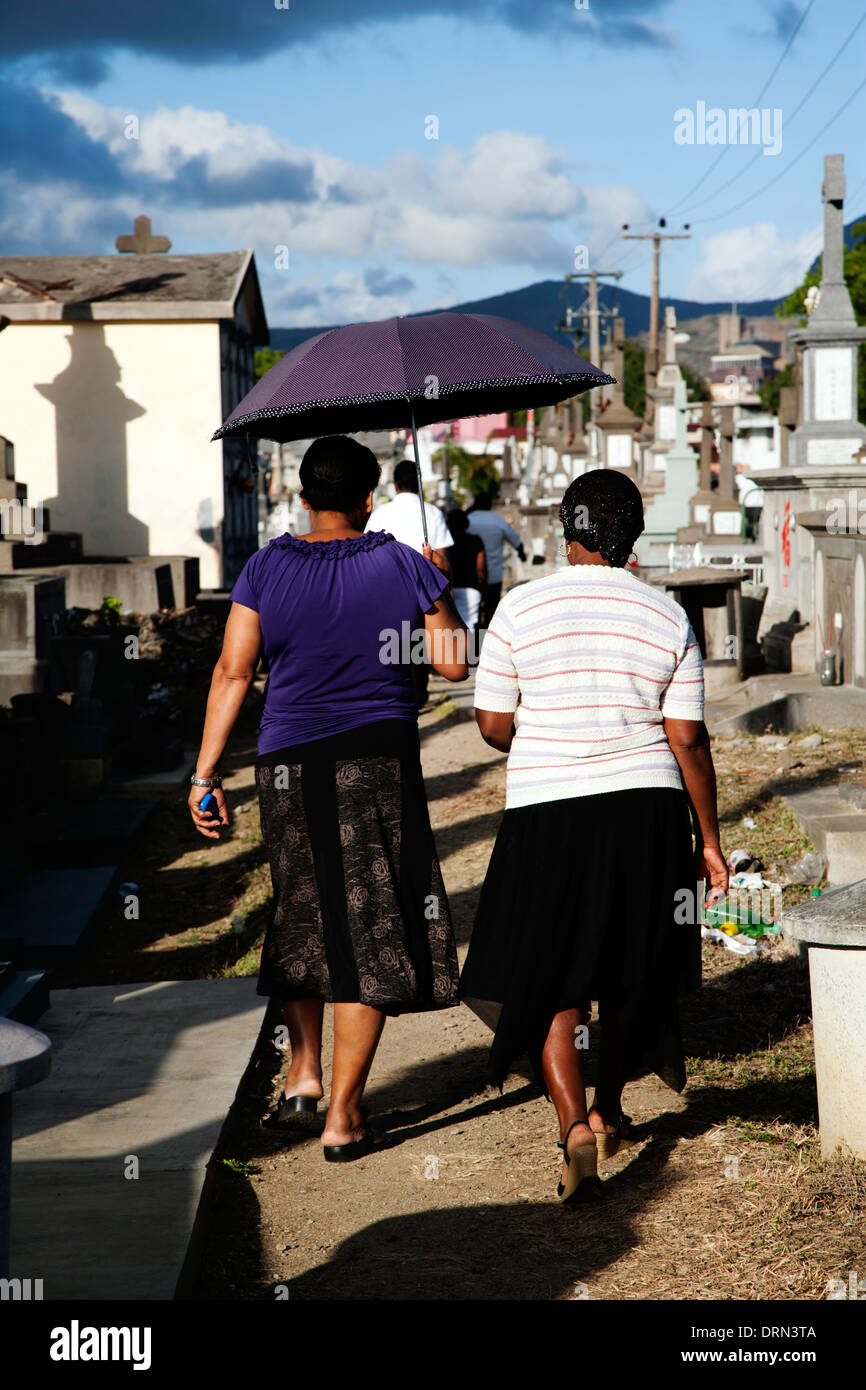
top-left (267, 212), bottom-right (866, 355)
top-left (267, 281), bottom-right (782, 354)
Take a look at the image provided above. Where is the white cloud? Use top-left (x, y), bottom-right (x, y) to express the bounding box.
top-left (683, 220), bottom-right (822, 302)
top-left (13, 90), bottom-right (649, 266)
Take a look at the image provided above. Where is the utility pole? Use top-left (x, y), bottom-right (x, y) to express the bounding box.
top-left (562, 270), bottom-right (622, 420)
top-left (621, 228), bottom-right (691, 384)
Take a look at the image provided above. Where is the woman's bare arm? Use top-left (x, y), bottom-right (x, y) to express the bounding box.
top-left (422, 542), bottom-right (469, 681)
top-left (476, 708), bottom-right (515, 752)
top-left (476, 543), bottom-right (488, 585)
top-left (664, 717), bottom-right (728, 902)
top-left (189, 602), bottom-right (263, 838)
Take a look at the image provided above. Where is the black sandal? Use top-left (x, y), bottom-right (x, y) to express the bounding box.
top-left (556, 1120), bottom-right (603, 1204)
top-left (323, 1123), bottom-right (389, 1163)
top-left (261, 1094), bottom-right (319, 1129)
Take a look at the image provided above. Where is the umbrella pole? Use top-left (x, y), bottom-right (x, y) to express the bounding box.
top-left (408, 402), bottom-right (430, 546)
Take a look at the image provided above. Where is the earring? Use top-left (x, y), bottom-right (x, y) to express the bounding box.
top-left (560, 541), bottom-right (568, 558)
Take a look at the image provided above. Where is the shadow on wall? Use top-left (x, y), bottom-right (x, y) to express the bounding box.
top-left (35, 324), bottom-right (150, 559)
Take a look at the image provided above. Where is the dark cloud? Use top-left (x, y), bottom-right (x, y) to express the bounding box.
top-left (0, 80), bottom-right (121, 189)
top-left (0, 79), bottom-right (318, 211)
top-left (364, 266), bottom-right (414, 296)
top-left (2, 0), bottom-right (673, 81)
top-left (41, 50), bottom-right (112, 85)
top-left (168, 154), bottom-right (317, 207)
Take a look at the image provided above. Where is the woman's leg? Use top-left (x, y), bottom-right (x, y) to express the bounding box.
top-left (282, 999), bottom-right (325, 1099)
top-left (541, 1006), bottom-right (595, 1183)
top-left (322, 1002), bottom-right (386, 1145)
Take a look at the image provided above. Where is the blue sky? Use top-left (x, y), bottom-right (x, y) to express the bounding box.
top-left (2, 0), bottom-right (865, 328)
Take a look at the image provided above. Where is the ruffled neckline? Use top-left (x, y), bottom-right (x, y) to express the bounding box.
top-left (270, 530), bottom-right (395, 559)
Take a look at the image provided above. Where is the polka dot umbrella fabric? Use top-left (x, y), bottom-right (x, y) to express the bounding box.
top-left (212, 311), bottom-right (615, 443)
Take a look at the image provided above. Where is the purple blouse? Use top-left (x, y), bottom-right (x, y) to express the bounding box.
top-left (229, 530), bottom-right (450, 752)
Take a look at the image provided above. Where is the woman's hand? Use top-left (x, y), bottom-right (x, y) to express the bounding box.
top-left (422, 541), bottom-right (450, 577)
top-left (698, 841), bottom-right (729, 908)
top-left (188, 784), bottom-right (230, 840)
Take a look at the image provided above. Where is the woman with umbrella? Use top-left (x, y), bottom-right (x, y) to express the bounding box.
top-left (188, 434), bottom-right (468, 1160)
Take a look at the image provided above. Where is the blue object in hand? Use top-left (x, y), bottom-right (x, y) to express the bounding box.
top-left (200, 791), bottom-right (219, 819)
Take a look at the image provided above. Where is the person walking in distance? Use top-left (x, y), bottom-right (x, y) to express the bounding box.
top-left (466, 491), bottom-right (526, 622)
top-left (446, 508), bottom-right (487, 633)
top-left (367, 459), bottom-right (454, 709)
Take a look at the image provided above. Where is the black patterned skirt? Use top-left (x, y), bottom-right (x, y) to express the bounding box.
top-left (255, 719), bottom-right (459, 1013)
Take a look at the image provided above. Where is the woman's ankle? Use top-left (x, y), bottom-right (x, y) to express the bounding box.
top-left (284, 1065), bottom-right (323, 1096)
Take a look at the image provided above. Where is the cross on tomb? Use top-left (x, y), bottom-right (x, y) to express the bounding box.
top-left (115, 215), bottom-right (172, 255)
top-left (820, 154), bottom-right (845, 287)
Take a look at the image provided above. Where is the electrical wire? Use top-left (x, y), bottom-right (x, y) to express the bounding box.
top-left (690, 71), bottom-right (866, 224)
top-left (664, 0), bottom-right (815, 216)
top-left (677, 10), bottom-right (866, 219)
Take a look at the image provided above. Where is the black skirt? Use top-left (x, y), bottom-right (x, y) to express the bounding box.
top-left (255, 718), bottom-right (459, 1014)
top-left (459, 786), bottom-right (701, 1094)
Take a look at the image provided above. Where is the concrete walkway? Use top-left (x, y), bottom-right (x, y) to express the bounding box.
top-left (9, 978), bottom-right (265, 1299)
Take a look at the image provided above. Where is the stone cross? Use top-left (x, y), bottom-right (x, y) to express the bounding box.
top-left (663, 305), bottom-right (677, 365)
top-left (699, 401), bottom-right (714, 491)
top-left (611, 317), bottom-right (626, 401)
top-left (115, 216), bottom-right (172, 255)
top-left (821, 154), bottom-right (845, 287)
top-left (718, 406), bottom-right (736, 501)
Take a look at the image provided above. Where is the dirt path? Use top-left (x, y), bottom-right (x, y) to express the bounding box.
top-left (193, 709), bottom-right (866, 1302)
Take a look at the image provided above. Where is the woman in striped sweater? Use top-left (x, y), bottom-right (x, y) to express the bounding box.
top-left (460, 469), bottom-right (728, 1203)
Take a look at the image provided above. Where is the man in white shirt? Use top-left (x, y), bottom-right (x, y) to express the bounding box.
top-left (466, 491), bottom-right (526, 620)
top-left (366, 459), bottom-right (453, 708)
top-left (366, 459), bottom-right (453, 565)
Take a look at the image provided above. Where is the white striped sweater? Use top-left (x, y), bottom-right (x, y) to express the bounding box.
top-left (474, 564), bottom-right (705, 810)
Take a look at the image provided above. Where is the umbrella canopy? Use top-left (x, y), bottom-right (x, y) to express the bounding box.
top-left (212, 310), bottom-right (615, 443)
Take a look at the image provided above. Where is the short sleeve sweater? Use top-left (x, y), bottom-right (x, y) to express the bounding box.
top-left (474, 564), bottom-right (704, 810)
top-left (230, 530), bottom-right (449, 752)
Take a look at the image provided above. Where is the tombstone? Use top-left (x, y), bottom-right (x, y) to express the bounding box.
top-left (642, 375), bottom-right (699, 541)
top-left (640, 306), bottom-right (681, 486)
top-left (710, 406), bottom-right (744, 536)
top-left (593, 317), bottom-right (640, 474)
top-left (0, 1018), bottom-right (52, 1275)
top-left (754, 155), bottom-right (866, 678)
top-left (689, 400), bottom-right (717, 532)
top-left (788, 156), bottom-right (866, 470)
top-left (782, 882), bottom-right (866, 1160)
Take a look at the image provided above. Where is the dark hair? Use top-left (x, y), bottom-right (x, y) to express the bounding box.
top-left (299, 435), bottom-right (381, 513)
top-left (393, 459), bottom-right (419, 493)
top-left (472, 491), bottom-right (493, 510)
top-left (559, 469), bottom-right (644, 567)
top-left (447, 508), bottom-right (469, 534)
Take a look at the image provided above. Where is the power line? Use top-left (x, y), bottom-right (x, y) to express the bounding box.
top-left (690, 71), bottom-right (866, 225)
top-left (664, 0), bottom-right (815, 216)
top-left (677, 10), bottom-right (866, 219)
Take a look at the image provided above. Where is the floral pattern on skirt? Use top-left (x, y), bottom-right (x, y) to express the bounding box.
top-left (255, 727), bottom-right (459, 1013)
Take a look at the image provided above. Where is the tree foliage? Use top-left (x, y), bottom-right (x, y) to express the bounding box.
top-left (254, 347), bottom-right (286, 380)
top-left (433, 441), bottom-right (501, 502)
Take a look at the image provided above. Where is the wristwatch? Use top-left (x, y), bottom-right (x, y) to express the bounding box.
top-left (190, 774), bottom-right (222, 788)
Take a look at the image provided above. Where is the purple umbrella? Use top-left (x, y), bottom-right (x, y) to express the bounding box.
top-left (213, 310), bottom-right (614, 541)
